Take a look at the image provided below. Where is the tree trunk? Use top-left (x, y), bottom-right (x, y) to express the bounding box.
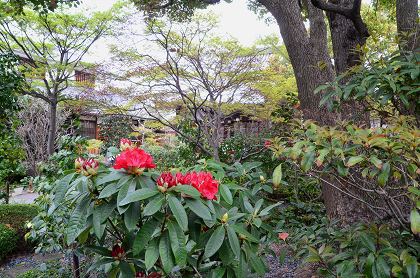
top-left (47, 100), bottom-right (57, 155)
top-left (260, 0), bottom-right (378, 225)
top-left (260, 0), bottom-right (337, 126)
top-left (396, 0), bottom-right (419, 51)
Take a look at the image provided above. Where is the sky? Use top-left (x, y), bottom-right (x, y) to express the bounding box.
top-left (78, 0), bottom-right (280, 63)
top-left (79, 0), bottom-right (371, 63)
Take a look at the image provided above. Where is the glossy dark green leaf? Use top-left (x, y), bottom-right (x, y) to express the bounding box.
top-left (169, 184), bottom-right (200, 198)
top-left (167, 220), bottom-right (187, 266)
top-left (133, 218), bottom-right (160, 255)
top-left (219, 184), bottom-right (233, 205)
top-left (99, 175), bottom-right (132, 199)
top-left (143, 195), bottom-right (165, 216)
top-left (204, 225), bottom-right (225, 258)
top-left (124, 202), bottom-right (140, 231)
top-left (168, 195), bottom-right (188, 231)
top-left (226, 225), bottom-right (240, 258)
top-left (186, 199), bottom-right (212, 220)
top-left (145, 239), bottom-right (159, 270)
top-left (159, 231), bottom-right (174, 274)
top-left (120, 188), bottom-right (159, 206)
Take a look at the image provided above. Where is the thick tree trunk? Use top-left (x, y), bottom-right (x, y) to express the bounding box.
top-left (47, 100), bottom-right (57, 155)
top-left (260, 0), bottom-right (337, 126)
top-left (396, 0), bottom-right (419, 51)
top-left (260, 0), bottom-right (377, 225)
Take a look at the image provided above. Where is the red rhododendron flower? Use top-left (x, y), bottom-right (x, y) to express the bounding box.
top-left (189, 172), bottom-right (219, 200)
top-left (136, 272), bottom-right (161, 278)
top-left (120, 138), bottom-right (132, 151)
top-left (278, 232), bottom-right (289, 241)
top-left (157, 172), bottom-right (177, 188)
top-left (114, 148), bottom-right (155, 175)
top-left (111, 244), bottom-right (125, 260)
top-left (157, 171), bottom-right (219, 200)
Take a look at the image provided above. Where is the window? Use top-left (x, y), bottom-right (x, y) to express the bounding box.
top-left (75, 70), bottom-right (95, 84)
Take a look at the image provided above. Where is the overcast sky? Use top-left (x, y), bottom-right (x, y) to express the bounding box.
top-left (80, 0), bottom-right (372, 63)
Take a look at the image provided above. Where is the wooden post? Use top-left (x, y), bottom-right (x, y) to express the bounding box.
top-left (72, 250), bottom-right (81, 278)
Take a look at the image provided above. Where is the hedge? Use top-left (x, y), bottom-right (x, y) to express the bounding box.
top-left (0, 223), bottom-right (18, 260)
top-left (0, 204), bottom-right (39, 233)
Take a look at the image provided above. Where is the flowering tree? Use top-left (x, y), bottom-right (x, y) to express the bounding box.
top-left (48, 138), bottom-right (281, 277)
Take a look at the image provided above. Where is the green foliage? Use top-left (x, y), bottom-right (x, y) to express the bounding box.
top-left (270, 116), bottom-right (419, 230)
top-left (143, 143), bottom-right (186, 171)
top-left (0, 204), bottom-right (39, 234)
top-left (38, 135), bottom-right (87, 180)
top-left (41, 144), bottom-right (281, 277)
top-left (300, 224), bottom-right (420, 278)
top-left (16, 260), bottom-right (73, 278)
top-left (316, 50), bottom-right (420, 121)
top-left (0, 0), bottom-right (80, 15)
top-left (0, 53), bottom-right (26, 193)
top-left (0, 53), bottom-right (23, 117)
top-left (0, 223), bottom-right (18, 260)
top-left (98, 115), bottom-right (134, 149)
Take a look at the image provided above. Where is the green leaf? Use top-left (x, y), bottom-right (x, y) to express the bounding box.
top-left (186, 199), bottom-right (212, 220)
top-left (120, 188), bottom-right (159, 206)
top-left (226, 225), bottom-right (240, 258)
top-left (117, 179), bottom-right (136, 214)
top-left (272, 164), bottom-right (282, 186)
top-left (378, 162), bottom-right (391, 186)
top-left (249, 252), bottom-right (266, 275)
top-left (145, 239), bottom-right (159, 270)
top-left (168, 184), bottom-right (200, 198)
top-left (167, 220), bottom-right (187, 266)
top-left (96, 170), bottom-right (125, 186)
top-left (410, 209), bottom-right (420, 235)
top-left (204, 225), bottom-right (225, 258)
top-left (119, 261), bottom-right (135, 278)
top-left (133, 218), bottom-right (160, 255)
top-left (375, 256), bottom-right (390, 278)
top-left (143, 195), bottom-right (164, 216)
top-left (85, 245), bottom-right (112, 257)
top-left (99, 175), bottom-right (132, 199)
top-left (159, 231), bottom-right (174, 274)
top-left (66, 194), bottom-right (90, 245)
top-left (259, 202), bottom-right (282, 217)
top-left (219, 184), bottom-right (233, 205)
top-left (370, 156), bottom-right (383, 169)
top-left (168, 195), bottom-right (188, 231)
top-left (124, 202), bottom-right (140, 231)
top-left (53, 173), bottom-right (75, 205)
top-left (346, 156), bottom-right (364, 167)
top-left (360, 233), bottom-right (376, 252)
top-left (301, 151), bottom-right (316, 172)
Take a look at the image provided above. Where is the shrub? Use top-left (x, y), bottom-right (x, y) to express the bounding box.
top-left (16, 260), bottom-right (73, 278)
top-left (0, 223), bottom-right (18, 260)
top-left (0, 204), bottom-right (39, 234)
top-left (43, 139), bottom-right (281, 277)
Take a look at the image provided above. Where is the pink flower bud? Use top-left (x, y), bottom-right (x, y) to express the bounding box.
top-left (82, 158), bottom-right (99, 176)
top-left (75, 157), bottom-right (85, 172)
top-left (120, 138), bottom-right (132, 151)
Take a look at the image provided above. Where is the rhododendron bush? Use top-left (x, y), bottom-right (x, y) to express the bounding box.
top-left (48, 139), bottom-right (281, 277)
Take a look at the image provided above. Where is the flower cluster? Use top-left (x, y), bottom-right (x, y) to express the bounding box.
top-left (111, 244), bottom-right (125, 260)
top-left (136, 272), bottom-right (161, 278)
top-left (120, 138), bottom-right (133, 151)
top-left (75, 157), bottom-right (99, 176)
top-left (157, 171), bottom-right (219, 200)
top-left (114, 147), bottom-right (156, 175)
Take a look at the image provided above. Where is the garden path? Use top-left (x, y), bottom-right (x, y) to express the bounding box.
top-left (9, 188), bottom-right (39, 204)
